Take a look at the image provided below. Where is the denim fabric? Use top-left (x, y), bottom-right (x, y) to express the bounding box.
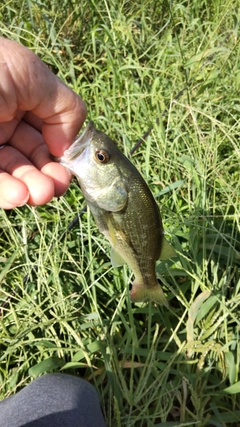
top-left (0, 374), bottom-right (106, 427)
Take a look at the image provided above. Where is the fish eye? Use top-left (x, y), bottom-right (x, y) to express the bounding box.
top-left (95, 149), bottom-right (110, 163)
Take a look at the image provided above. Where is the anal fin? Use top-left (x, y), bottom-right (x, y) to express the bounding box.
top-left (110, 247), bottom-right (126, 267)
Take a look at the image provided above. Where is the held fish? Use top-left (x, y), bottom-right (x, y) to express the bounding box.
top-left (60, 122), bottom-right (176, 306)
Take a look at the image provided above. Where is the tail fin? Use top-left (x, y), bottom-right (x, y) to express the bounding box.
top-left (130, 282), bottom-right (169, 307)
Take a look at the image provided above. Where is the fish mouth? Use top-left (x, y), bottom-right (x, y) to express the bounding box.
top-left (62, 121), bottom-right (96, 162)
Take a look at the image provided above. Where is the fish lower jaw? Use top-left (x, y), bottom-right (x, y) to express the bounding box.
top-left (130, 283), bottom-right (169, 307)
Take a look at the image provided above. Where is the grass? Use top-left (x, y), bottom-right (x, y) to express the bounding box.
top-left (0, 0), bottom-right (240, 425)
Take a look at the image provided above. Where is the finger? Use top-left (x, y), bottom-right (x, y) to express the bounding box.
top-left (9, 120), bottom-right (71, 196)
top-left (0, 171), bottom-right (29, 209)
top-left (23, 111), bottom-right (42, 132)
top-left (0, 110), bottom-right (25, 145)
top-left (0, 146), bottom-right (55, 206)
top-left (40, 162), bottom-right (71, 197)
top-left (0, 38), bottom-right (87, 156)
top-left (41, 93), bottom-right (87, 156)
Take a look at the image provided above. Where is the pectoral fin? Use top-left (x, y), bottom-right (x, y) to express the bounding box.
top-left (110, 247), bottom-right (126, 267)
top-left (105, 214), bottom-right (117, 247)
top-left (104, 215), bottom-right (127, 267)
top-left (160, 237), bottom-right (176, 260)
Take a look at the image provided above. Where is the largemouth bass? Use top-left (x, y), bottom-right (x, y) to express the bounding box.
top-left (60, 122), bottom-right (175, 306)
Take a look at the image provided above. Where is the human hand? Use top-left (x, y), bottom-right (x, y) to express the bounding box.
top-left (0, 37), bottom-right (87, 209)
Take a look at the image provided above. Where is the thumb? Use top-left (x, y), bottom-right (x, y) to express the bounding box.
top-left (0, 37), bottom-right (87, 156)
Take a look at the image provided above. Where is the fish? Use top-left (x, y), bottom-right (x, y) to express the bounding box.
top-left (59, 122), bottom-right (176, 306)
